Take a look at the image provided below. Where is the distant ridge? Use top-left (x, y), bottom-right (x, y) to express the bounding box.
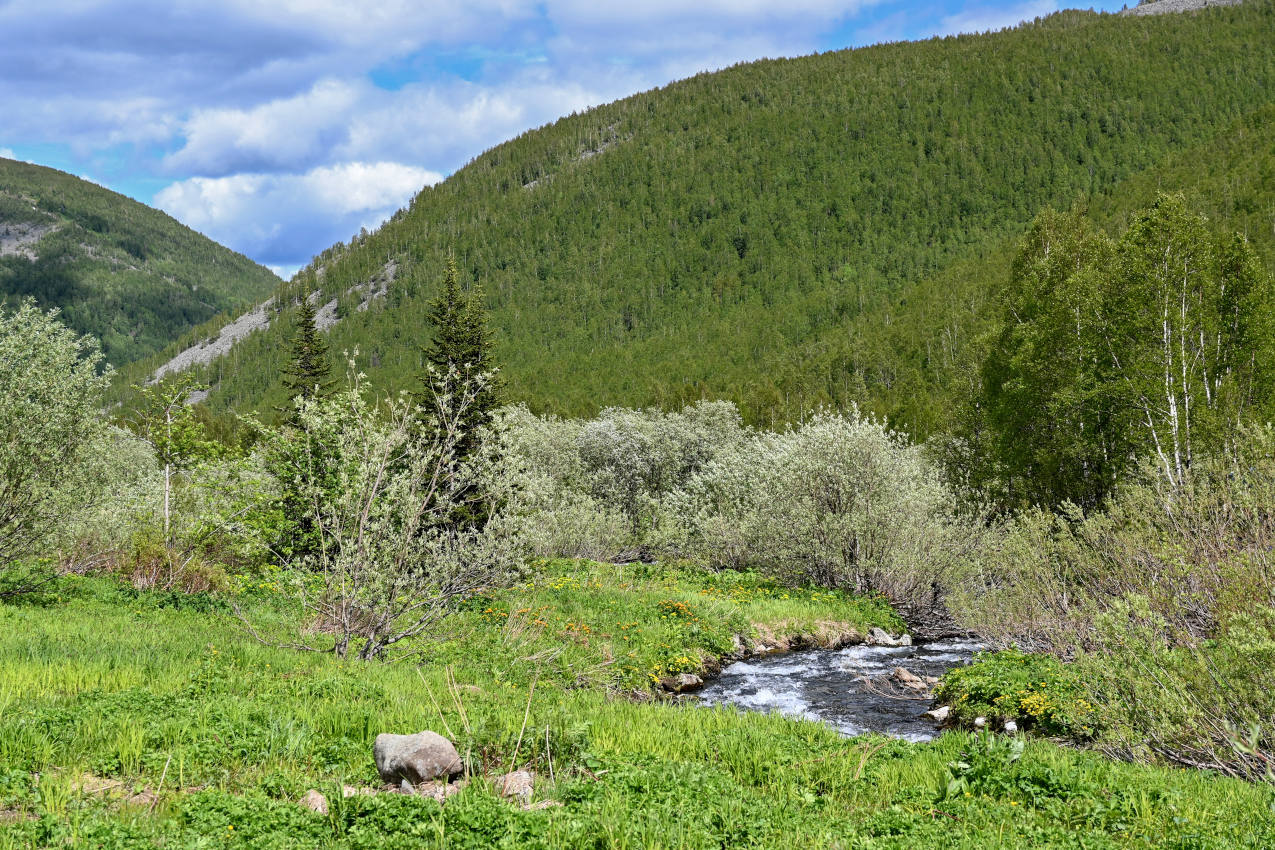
top-left (0, 157), bottom-right (279, 366)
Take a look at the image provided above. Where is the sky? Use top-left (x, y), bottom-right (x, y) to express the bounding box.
top-left (0, 0), bottom-right (1127, 279)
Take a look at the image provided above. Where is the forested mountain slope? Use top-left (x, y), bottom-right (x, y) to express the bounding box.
top-left (0, 158), bottom-right (279, 366)
top-left (127, 2), bottom-right (1275, 432)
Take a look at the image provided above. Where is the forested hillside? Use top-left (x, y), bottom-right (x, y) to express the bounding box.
top-left (0, 158), bottom-right (279, 366)
top-left (125, 2), bottom-right (1275, 432)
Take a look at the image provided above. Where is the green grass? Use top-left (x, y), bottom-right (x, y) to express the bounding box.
top-left (2, 562), bottom-right (1273, 848)
top-left (936, 649), bottom-right (1100, 740)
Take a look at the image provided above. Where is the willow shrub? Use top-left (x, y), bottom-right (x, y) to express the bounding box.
top-left (495, 401), bottom-right (748, 558)
top-left (0, 301), bottom-right (112, 593)
top-left (670, 408), bottom-right (983, 633)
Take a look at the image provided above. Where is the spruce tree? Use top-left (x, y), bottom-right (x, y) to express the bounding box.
top-left (418, 257), bottom-right (499, 461)
top-left (280, 298), bottom-right (334, 424)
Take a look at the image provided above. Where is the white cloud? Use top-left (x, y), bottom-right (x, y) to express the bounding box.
top-left (155, 161), bottom-right (441, 266)
top-left (0, 147), bottom-right (14, 160)
top-left (164, 78), bottom-right (366, 176)
top-left (164, 71), bottom-right (623, 178)
top-left (940, 0), bottom-right (1058, 36)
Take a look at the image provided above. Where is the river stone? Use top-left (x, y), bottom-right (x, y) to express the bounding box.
top-left (867, 627), bottom-right (895, 646)
top-left (923, 705), bottom-right (951, 723)
top-left (300, 789), bottom-right (328, 814)
top-left (374, 731), bottom-right (463, 785)
top-left (661, 672), bottom-right (705, 692)
top-left (898, 634), bottom-right (913, 646)
top-left (1004, 720), bottom-right (1019, 733)
top-left (890, 667), bottom-right (928, 690)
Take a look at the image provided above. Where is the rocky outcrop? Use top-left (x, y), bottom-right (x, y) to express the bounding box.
top-left (1121, 0), bottom-right (1245, 15)
top-left (373, 731), bottom-right (464, 786)
top-left (151, 298), bottom-right (275, 383)
top-left (0, 221), bottom-right (56, 260)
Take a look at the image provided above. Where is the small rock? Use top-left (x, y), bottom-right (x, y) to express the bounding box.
top-left (528, 799), bottom-right (563, 810)
top-left (890, 667), bottom-right (928, 690)
top-left (922, 676), bottom-right (940, 687)
top-left (299, 789), bottom-right (328, 815)
top-left (898, 634), bottom-right (913, 646)
top-left (417, 780), bottom-right (466, 802)
top-left (731, 634), bottom-right (746, 655)
top-left (1004, 720), bottom-right (1019, 734)
top-left (890, 666), bottom-right (921, 684)
top-left (494, 770), bottom-right (534, 805)
top-left (923, 705), bottom-right (951, 723)
top-left (973, 716), bottom-right (988, 728)
top-left (342, 784), bottom-right (377, 798)
top-left (660, 672), bottom-right (704, 693)
top-left (374, 731), bottom-right (463, 786)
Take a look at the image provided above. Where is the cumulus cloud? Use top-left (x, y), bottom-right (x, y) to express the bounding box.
top-left (164, 73), bottom-right (613, 178)
top-left (155, 161), bottom-right (441, 267)
top-left (0, 148), bottom-right (14, 160)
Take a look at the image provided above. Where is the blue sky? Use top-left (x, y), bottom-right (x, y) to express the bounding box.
top-left (0, 0), bottom-right (1127, 278)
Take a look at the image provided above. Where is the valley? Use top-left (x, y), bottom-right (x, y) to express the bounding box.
top-left (2, 1), bottom-right (1275, 847)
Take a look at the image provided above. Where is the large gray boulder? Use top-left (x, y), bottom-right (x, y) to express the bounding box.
top-left (373, 731), bottom-right (463, 786)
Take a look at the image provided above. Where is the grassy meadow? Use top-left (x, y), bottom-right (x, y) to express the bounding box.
top-left (2, 560), bottom-right (1272, 849)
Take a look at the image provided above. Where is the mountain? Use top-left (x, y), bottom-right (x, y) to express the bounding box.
top-left (0, 158), bottom-right (280, 366)
top-left (127, 1), bottom-right (1275, 434)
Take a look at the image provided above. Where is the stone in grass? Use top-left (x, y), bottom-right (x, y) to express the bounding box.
top-left (300, 789), bottom-right (328, 815)
top-left (417, 779), bottom-right (468, 803)
top-left (374, 731), bottom-right (464, 786)
top-left (494, 770), bottom-right (534, 805)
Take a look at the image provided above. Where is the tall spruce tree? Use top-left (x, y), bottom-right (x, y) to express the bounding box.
top-left (418, 256), bottom-right (499, 461)
top-left (279, 298), bottom-right (334, 424)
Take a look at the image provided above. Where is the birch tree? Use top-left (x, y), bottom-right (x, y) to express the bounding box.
top-left (976, 196), bottom-right (1275, 507)
top-left (129, 374), bottom-right (219, 545)
top-left (1105, 195), bottom-right (1274, 490)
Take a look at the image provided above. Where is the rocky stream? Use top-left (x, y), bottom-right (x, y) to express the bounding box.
top-left (698, 637), bottom-right (984, 741)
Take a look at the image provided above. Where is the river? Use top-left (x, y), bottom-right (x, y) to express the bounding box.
top-left (697, 638), bottom-right (984, 741)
